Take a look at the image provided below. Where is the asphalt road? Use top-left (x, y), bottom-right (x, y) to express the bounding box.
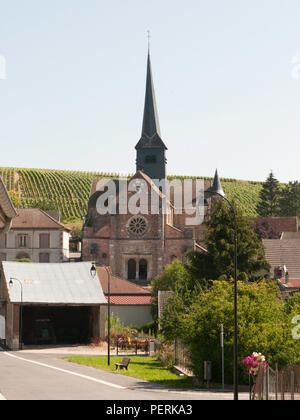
top-left (0, 349), bottom-right (248, 401)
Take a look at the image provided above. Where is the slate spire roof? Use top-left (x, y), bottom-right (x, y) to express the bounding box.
top-left (211, 169), bottom-right (226, 197)
top-left (135, 50), bottom-right (167, 150)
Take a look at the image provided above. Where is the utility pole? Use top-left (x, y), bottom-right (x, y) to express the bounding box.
top-left (221, 323), bottom-right (225, 390)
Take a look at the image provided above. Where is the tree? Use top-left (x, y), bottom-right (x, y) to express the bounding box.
top-left (151, 260), bottom-right (194, 320)
top-left (252, 219), bottom-right (279, 239)
top-left (279, 181), bottom-right (300, 218)
top-left (188, 200), bottom-right (270, 283)
top-left (256, 171), bottom-right (281, 217)
top-left (8, 190), bottom-right (22, 208)
top-left (161, 280), bottom-right (299, 383)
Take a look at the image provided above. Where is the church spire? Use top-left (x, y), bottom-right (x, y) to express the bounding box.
top-left (141, 50), bottom-right (161, 139)
top-left (135, 49), bottom-right (167, 150)
top-left (135, 48), bottom-right (167, 180)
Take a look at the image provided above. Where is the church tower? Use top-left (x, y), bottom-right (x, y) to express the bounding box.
top-left (135, 50), bottom-right (167, 180)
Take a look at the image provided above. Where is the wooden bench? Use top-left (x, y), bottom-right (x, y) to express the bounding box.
top-left (115, 357), bottom-right (130, 370)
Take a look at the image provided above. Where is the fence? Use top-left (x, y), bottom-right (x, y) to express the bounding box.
top-left (252, 365), bottom-right (300, 400)
top-left (114, 336), bottom-right (158, 356)
top-left (174, 339), bottom-right (193, 376)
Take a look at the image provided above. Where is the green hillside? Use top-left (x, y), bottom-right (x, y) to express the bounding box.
top-left (0, 167), bottom-right (263, 222)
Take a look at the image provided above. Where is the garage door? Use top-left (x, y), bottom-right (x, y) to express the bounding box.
top-left (22, 306), bottom-right (91, 345)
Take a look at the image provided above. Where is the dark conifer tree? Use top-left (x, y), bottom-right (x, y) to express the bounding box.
top-left (256, 171), bottom-right (281, 217)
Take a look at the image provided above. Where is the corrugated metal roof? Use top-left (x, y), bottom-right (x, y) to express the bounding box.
top-left (2, 262), bottom-right (107, 305)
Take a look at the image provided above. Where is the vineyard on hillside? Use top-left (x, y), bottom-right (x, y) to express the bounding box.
top-left (0, 167), bottom-right (263, 222)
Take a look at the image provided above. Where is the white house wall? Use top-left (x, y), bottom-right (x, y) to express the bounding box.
top-left (105, 304), bottom-right (153, 327)
top-left (0, 230), bottom-right (70, 262)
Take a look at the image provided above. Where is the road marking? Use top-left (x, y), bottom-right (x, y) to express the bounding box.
top-left (3, 352), bottom-right (126, 390)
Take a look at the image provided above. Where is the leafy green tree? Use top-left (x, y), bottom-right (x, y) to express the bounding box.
top-left (188, 200), bottom-right (270, 283)
top-left (151, 260), bottom-right (194, 320)
top-left (256, 171), bottom-right (281, 217)
top-left (161, 280), bottom-right (299, 383)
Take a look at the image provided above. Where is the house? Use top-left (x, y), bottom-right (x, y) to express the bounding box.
top-left (0, 176), bottom-right (17, 235)
top-left (0, 208), bottom-right (70, 263)
top-left (251, 217), bottom-right (298, 239)
top-left (277, 277), bottom-right (300, 295)
top-left (0, 261), bottom-right (107, 350)
top-left (263, 233), bottom-right (300, 279)
top-left (97, 266), bottom-right (152, 326)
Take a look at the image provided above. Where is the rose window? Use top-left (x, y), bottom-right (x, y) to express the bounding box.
top-left (127, 216), bottom-right (148, 237)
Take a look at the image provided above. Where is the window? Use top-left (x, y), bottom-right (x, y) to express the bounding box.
top-left (0, 234), bottom-right (6, 248)
top-left (139, 259), bottom-right (148, 280)
top-left (128, 259), bottom-right (136, 280)
top-left (39, 233), bottom-right (50, 249)
top-left (39, 253), bottom-right (50, 263)
top-left (18, 235), bottom-right (28, 248)
top-left (127, 216), bottom-right (148, 237)
top-left (145, 155), bottom-right (157, 164)
top-left (16, 253), bottom-right (30, 260)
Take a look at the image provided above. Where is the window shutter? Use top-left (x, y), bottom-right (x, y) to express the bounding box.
top-left (0, 234), bottom-right (5, 248)
top-left (40, 234), bottom-right (50, 249)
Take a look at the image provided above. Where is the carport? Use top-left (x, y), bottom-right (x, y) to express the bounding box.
top-left (0, 262), bottom-right (107, 350)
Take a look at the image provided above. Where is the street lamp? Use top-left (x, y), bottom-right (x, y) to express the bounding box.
top-left (206, 170), bottom-right (239, 401)
top-left (9, 278), bottom-right (23, 351)
top-left (90, 262), bottom-right (112, 366)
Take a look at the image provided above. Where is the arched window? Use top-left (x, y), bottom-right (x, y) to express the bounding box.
top-left (128, 259), bottom-right (136, 280)
top-left (139, 259), bottom-right (148, 280)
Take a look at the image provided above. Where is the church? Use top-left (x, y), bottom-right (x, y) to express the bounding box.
top-left (82, 50), bottom-right (215, 286)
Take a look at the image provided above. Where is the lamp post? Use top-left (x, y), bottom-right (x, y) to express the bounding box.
top-left (206, 170), bottom-right (239, 400)
top-left (90, 262), bottom-right (111, 366)
top-left (9, 278), bottom-right (23, 351)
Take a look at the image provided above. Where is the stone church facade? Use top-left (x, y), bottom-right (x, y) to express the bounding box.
top-left (82, 50), bottom-right (213, 285)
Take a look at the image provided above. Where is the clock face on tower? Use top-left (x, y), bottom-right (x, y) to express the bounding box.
top-left (127, 215), bottom-right (148, 237)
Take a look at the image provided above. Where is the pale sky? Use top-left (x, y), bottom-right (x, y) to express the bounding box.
top-left (1, 0), bottom-right (300, 183)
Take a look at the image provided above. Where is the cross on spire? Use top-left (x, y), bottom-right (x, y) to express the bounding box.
top-left (147, 30), bottom-right (151, 50)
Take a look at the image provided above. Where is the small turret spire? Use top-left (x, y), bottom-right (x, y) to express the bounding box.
top-left (210, 169), bottom-right (226, 197)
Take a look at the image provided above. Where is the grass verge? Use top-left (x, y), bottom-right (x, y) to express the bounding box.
top-left (63, 355), bottom-right (198, 389)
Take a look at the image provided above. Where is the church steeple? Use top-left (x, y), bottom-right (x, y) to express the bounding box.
top-left (141, 50), bottom-right (162, 139)
top-left (135, 49), bottom-right (167, 180)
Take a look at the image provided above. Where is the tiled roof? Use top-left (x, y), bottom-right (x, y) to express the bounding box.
top-left (281, 232), bottom-right (300, 239)
top-left (263, 238), bottom-right (300, 278)
top-left (278, 278), bottom-right (300, 289)
top-left (108, 295), bottom-right (152, 305)
top-left (11, 208), bottom-right (70, 231)
top-left (97, 266), bottom-right (151, 296)
top-left (251, 217), bottom-right (298, 237)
